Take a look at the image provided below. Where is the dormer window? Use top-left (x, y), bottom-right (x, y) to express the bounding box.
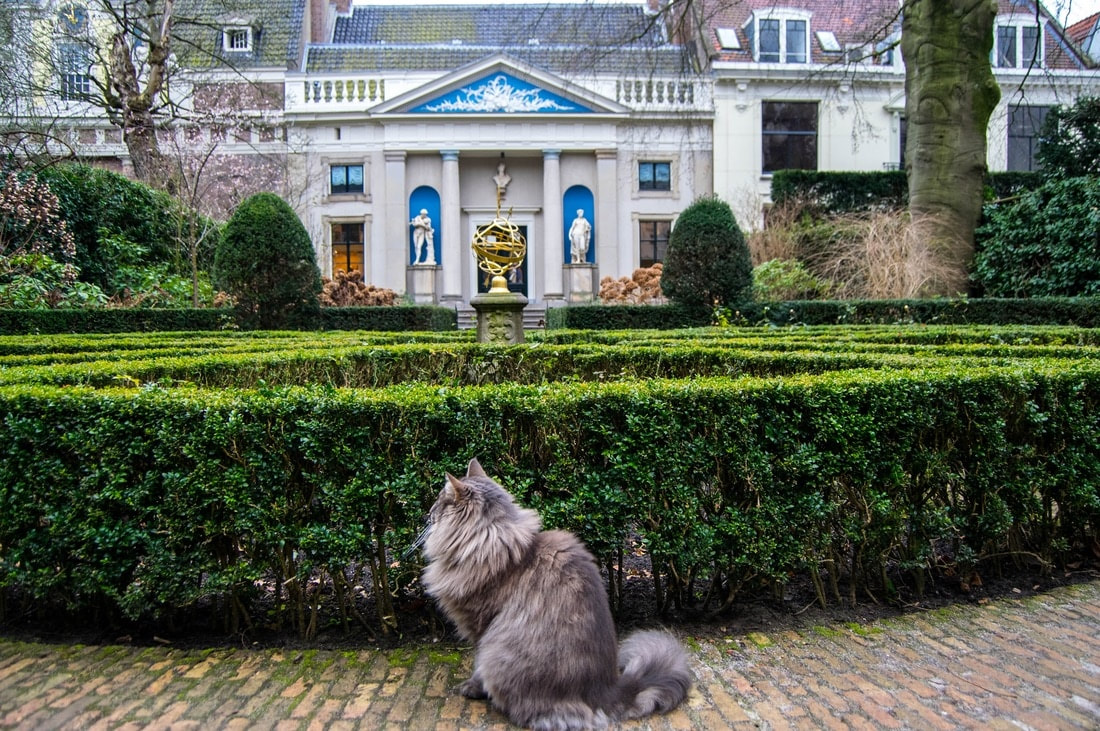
top-left (744, 10), bottom-right (810, 64)
top-left (223, 26), bottom-right (253, 53)
top-left (994, 18), bottom-right (1041, 68)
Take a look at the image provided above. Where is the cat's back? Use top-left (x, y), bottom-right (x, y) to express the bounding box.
top-left (511, 529), bottom-right (608, 602)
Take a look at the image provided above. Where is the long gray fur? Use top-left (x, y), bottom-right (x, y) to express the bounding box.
top-left (420, 458), bottom-right (692, 730)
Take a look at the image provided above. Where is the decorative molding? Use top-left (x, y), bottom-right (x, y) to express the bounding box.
top-left (412, 73), bottom-right (590, 114)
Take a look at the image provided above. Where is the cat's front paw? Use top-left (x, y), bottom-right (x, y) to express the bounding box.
top-left (457, 676), bottom-right (488, 699)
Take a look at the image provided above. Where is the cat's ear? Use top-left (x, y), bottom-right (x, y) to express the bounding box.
top-left (445, 472), bottom-right (470, 502)
top-left (466, 457), bottom-right (488, 478)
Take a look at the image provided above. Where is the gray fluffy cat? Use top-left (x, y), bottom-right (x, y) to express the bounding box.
top-left (417, 458), bottom-right (692, 730)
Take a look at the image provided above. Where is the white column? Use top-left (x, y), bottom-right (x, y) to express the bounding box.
top-left (383, 150), bottom-right (407, 290)
top-left (542, 149), bottom-right (564, 302)
top-left (441, 150), bottom-right (462, 302)
top-left (595, 149), bottom-right (620, 279)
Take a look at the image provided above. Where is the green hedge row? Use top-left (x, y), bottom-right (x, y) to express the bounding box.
top-left (549, 297), bottom-right (1100, 330)
top-left (2, 337), bottom-right (1095, 390)
top-left (770, 170), bottom-right (1042, 214)
top-left (0, 309), bottom-right (233, 335)
top-left (1, 331), bottom-right (1097, 636)
top-left (0, 342), bottom-right (904, 389)
top-left (0, 306), bottom-right (457, 335)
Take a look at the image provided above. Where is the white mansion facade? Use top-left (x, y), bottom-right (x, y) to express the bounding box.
top-left (12, 0), bottom-right (1100, 308)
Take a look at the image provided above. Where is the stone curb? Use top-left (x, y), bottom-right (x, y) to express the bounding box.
top-left (1, 581), bottom-right (1098, 729)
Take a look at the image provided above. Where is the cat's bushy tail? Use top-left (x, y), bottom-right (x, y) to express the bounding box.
top-left (616, 630), bottom-right (692, 720)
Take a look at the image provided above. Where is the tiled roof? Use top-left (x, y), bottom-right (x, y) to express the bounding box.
top-left (705, 0), bottom-right (899, 65)
top-left (306, 44), bottom-right (690, 75)
top-left (332, 3), bottom-right (666, 47)
top-left (1066, 12), bottom-right (1099, 47)
top-left (307, 2), bottom-right (688, 74)
top-left (703, 0), bottom-right (1090, 70)
top-left (173, 0), bottom-right (305, 70)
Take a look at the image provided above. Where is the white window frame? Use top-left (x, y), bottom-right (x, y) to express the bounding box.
top-left (993, 15), bottom-right (1043, 69)
top-left (744, 9), bottom-right (811, 64)
top-left (222, 26), bottom-right (253, 53)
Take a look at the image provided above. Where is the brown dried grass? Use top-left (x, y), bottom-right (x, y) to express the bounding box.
top-left (809, 210), bottom-right (966, 300)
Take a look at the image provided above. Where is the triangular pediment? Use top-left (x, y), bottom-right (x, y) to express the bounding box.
top-left (372, 55), bottom-right (627, 116)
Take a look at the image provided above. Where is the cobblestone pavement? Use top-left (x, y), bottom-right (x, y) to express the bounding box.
top-left (1, 581), bottom-right (1098, 730)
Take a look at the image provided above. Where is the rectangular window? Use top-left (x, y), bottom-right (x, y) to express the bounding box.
top-left (758, 19), bottom-right (781, 62)
top-left (1021, 25), bottom-right (1039, 66)
top-left (639, 161), bottom-right (671, 191)
top-left (1008, 105), bottom-right (1049, 172)
top-left (996, 26), bottom-right (1016, 67)
top-left (330, 164), bottom-right (364, 195)
top-left (331, 223), bottom-right (365, 275)
top-left (785, 20), bottom-right (807, 63)
top-left (899, 116), bottom-right (907, 169)
top-left (58, 43), bottom-right (91, 101)
top-left (762, 101), bottom-right (818, 174)
top-left (223, 27), bottom-right (252, 53)
top-left (639, 220), bottom-right (670, 268)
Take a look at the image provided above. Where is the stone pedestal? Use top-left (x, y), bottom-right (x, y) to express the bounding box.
top-left (407, 265), bottom-right (440, 304)
top-left (470, 288), bottom-right (528, 344)
top-left (564, 263), bottom-right (598, 303)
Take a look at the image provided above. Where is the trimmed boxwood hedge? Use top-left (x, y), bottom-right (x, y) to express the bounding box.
top-left (0, 326), bottom-right (1097, 637)
top-left (548, 297), bottom-right (1100, 329)
top-left (770, 169), bottom-right (1043, 214)
top-left (0, 306), bottom-right (457, 335)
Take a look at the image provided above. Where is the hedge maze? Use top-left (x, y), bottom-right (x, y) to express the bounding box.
top-left (1, 324), bottom-right (1097, 637)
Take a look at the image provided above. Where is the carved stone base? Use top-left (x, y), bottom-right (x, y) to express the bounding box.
top-left (564, 263), bottom-right (597, 303)
top-left (407, 265), bottom-right (440, 304)
top-left (470, 290), bottom-right (528, 344)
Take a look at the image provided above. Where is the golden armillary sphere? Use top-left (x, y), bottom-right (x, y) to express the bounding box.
top-left (472, 168), bottom-right (526, 294)
top-left (472, 215), bottom-right (526, 294)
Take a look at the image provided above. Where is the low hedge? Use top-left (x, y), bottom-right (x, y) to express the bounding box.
top-left (318, 306), bottom-right (456, 332)
top-left (549, 297), bottom-right (1100, 329)
top-left (0, 309), bottom-right (233, 334)
top-left (0, 327), bottom-right (1097, 637)
top-left (546, 303), bottom-right (710, 330)
top-left (770, 169), bottom-right (1042, 214)
top-left (0, 306), bottom-right (458, 335)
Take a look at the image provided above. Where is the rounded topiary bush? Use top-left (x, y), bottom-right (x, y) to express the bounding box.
top-left (215, 192), bottom-right (322, 329)
top-left (661, 196), bottom-right (752, 309)
top-left (974, 177), bottom-right (1100, 298)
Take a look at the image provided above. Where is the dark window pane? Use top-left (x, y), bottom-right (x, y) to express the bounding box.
top-left (762, 101), bottom-right (817, 132)
top-left (654, 162), bottom-right (670, 189)
top-left (759, 19), bottom-right (780, 62)
top-left (1008, 105), bottom-right (1049, 172)
top-left (786, 20), bottom-right (806, 63)
top-left (639, 220), bottom-right (670, 267)
top-left (997, 26), bottom-right (1016, 67)
top-left (639, 161), bottom-right (670, 191)
top-left (1022, 26), bottom-right (1039, 66)
top-left (762, 102), bottom-right (817, 173)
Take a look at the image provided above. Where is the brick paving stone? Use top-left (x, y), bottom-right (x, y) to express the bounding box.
top-left (1, 581), bottom-right (1099, 729)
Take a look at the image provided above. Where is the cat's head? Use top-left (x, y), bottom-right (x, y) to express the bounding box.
top-left (421, 457), bottom-right (539, 562)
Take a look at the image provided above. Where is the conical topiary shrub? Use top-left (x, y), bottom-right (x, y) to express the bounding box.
top-left (214, 192), bottom-right (322, 329)
top-left (661, 196), bottom-right (752, 310)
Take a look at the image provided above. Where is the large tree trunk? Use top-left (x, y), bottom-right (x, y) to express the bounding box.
top-left (107, 0), bottom-right (175, 188)
top-left (901, 0), bottom-right (1000, 296)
